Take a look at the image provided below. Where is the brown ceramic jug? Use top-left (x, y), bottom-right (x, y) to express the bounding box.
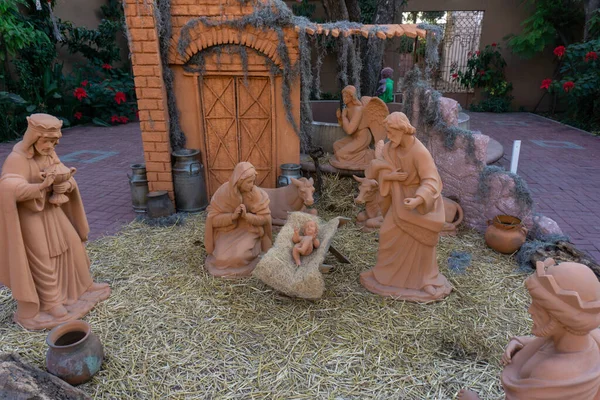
top-left (485, 215), bottom-right (527, 254)
top-left (46, 320), bottom-right (104, 385)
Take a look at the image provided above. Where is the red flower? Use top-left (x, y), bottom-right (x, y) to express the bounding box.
top-left (553, 46), bottom-right (566, 58)
top-left (114, 91), bottom-right (126, 104)
top-left (81, 80), bottom-right (88, 87)
top-left (467, 51), bottom-right (472, 57)
top-left (74, 112), bottom-right (83, 120)
top-left (102, 63), bottom-right (112, 70)
top-left (111, 115), bottom-right (120, 123)
top-left (475, 50), bottom-right (480, 56)
top-left (585, 51), bottom-right (598, 62)
top-left (540, 78), bottom-right (552, 90)
top-left (119, 116), bottom-right (129, 124)
top-left (478, 70), bottom-right (486, 76)
top-left (73, 87), bottom-right (87, 101)
top-left (451, 73), bottom-right (459, 80)
top-left (491, 42), bottom-right (497, 47)
top-left (563, 81), bottom-right (575, 92)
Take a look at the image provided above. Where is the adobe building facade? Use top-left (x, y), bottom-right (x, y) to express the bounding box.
top-left (122, 0), bottom-right (300, 197)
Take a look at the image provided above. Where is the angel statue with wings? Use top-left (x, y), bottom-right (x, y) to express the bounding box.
top-left (329, 85), bottom-right (390, 171)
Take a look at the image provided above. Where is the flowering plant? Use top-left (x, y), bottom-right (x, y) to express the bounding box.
top-left (451, 43), bottom-right (513, 112)
top-left (67, 62), bottom-right (137, 126)
top-left (540, 39), bottom-right (600, 131)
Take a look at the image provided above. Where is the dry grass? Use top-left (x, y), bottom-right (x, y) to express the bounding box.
top-left (0, 175), bottom-right (532, 399)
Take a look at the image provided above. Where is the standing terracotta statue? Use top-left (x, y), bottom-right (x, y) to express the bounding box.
top-left (0, 113), bottom-right (110, 330)
top-left (459, 258), bottom-right (600, 400)
top-left (359, 112), bottom-right (452, 302)
top-left (330, 85), bottom-right (389, 171)
top-left (204, 162), bottom-right (272, 278)
top-left (291, 220), bottom-right (320, 266)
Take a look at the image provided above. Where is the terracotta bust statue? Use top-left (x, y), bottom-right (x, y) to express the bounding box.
top-left (330, 85), bottom-right (389, 171)
top-left (459, 258), bottom-right (600, 400)
top-left (292, 220), bottom-right (320, 266)
top-left (204, 162), bottom-right (272, 278)
top-left (359, 112), bottom-right (452, 302)
top-left (0, 113), bottom-right (110, 330)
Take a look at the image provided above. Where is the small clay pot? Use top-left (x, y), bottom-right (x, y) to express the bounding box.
top-left (485, 215), bottom-right (527, 254)
top-left (46, 320), bottom-right (104, 385)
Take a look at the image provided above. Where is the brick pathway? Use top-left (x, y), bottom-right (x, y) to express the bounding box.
top-left (0, 123), bottom-right (144, 241)
top-left (468, 112), bottom-right (600, 262)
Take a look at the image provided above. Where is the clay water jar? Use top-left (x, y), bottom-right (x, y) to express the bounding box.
top-left (46, 320), bottom-right (104, 385)
top-left (485, 215), bottom-right (527, 254)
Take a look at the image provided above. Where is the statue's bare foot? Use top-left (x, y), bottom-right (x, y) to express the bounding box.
top-left (48, 304), bottom-right (68, 318)
top-left (89, 282), bottom-right (109, 291)
top-left (458, 389), bottom-right (480, 400)
top-left (423, 285), bottom-right (436, 295)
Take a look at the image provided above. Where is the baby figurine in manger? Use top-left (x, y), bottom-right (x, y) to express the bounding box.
top-left (292, 220), bottom-right (320, 266)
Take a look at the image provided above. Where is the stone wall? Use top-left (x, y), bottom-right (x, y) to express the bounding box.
top-left (406, 82), bottom-right (535, 232)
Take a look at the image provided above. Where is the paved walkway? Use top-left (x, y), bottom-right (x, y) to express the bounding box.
top-left (469, 112), bottom-right (600, 262)
top-left (0, 123), bottom-right (144, 241)
top-left (1, 114), bottom-right (598, 262)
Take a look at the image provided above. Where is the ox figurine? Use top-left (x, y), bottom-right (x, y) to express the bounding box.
top-left (262, 177), bottom-right (317, 226)
top-left (353, 175), bottom-right (384, 232)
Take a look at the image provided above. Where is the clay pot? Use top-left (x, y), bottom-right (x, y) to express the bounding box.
top-left (485, 215), bottom-right (527, 254)
top-left (46, 320), bottom-right (104, 385)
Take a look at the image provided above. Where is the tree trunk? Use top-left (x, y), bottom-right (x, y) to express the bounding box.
top-left (583, 0), bottom-right (600, 40)
top-left (360, 0), bottom-right (397, 95)
top-left (345, 0), bottom-right (362, 22)
top-left (322, 0), bottom-right (348, 21)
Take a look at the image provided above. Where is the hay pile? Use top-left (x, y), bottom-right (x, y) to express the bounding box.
top-left (0, 175), bottom-right (532, 399)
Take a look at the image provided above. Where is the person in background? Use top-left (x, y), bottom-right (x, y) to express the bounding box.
top-left (376, 67), bottom-right (394, 103)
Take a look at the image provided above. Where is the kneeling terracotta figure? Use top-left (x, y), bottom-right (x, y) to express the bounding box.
top-left (0, 114), bottom-right (110, 330)
top-left (204, 162), bottom-right (272, 278)
top-left (459, 258), bottom-right (600, 400)
top-left (292, 220), bottom-right (320, 266)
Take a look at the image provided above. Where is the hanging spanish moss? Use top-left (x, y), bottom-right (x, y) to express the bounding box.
top-left (298, 30), bottom-right (314, 151)
top-left (155, 0), bottom-right (186, 150)
top-left (312, 35), bottom-right (328, 99)
top-left (349, 36), bottom-right (361, 96)
top-left (417, 23), bottom-right (443, 80)
top-left (239, 45), bottom-right (249, 87)
top-left (337, 37), bottom-right (349, 87)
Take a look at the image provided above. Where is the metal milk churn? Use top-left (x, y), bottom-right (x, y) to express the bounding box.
top-left (128, 164), bottom-right (149, 213)
top-left (277, 163), bottom-right (303, 187)
top-left (172, 149), bottom-right (208, 212)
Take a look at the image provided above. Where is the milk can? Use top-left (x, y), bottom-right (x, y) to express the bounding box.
top-left (128, 164), bottom-right (149, 213)
top-left (172, 149), bottom-right (208, 212)
top-left (277, 163), bottom-right (303, 187)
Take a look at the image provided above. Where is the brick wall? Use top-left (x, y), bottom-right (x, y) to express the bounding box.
top-left (123, 0), bottom-right (174, 195)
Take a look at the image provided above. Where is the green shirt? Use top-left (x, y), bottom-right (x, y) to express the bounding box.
top-left (379, 78), bottom-right (394, 103)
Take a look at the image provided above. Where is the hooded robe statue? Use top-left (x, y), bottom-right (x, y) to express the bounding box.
top-left (204, 162), bottom-right (272, 278)
top-left (0, 113), bottom-right (110, 330)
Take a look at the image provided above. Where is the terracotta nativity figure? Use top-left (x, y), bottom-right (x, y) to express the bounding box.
top-left (330, 85), bottom-right (389, 171)
top-left (204, 162), bottom-right (272, 278)
top-left (0, 113), bottom-right (110, 330)
top-left (292, 220), bottom-right (320, 266)
top-left (459, 258), bottom-right (600, 400)
top-left (359, 112), bottom-right (452, 302)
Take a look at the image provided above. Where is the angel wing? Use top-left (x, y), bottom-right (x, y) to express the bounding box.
top-left (359, 96), bottom-right (389, 144)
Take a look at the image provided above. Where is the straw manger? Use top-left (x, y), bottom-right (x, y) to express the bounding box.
top-left (0, 175), bottom-right (532, 399)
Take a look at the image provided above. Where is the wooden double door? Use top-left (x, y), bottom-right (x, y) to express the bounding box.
top-left (200, 76), bottom-right (275, 196)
